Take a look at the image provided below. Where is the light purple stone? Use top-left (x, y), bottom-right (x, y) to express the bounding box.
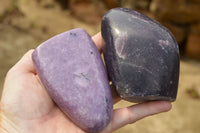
top-left (32, 28), bottom-right (113, 133)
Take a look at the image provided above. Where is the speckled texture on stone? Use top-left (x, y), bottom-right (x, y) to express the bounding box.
top-left (32, 28), bottom-right (113, 133)
top-left (101, 8), bottom-right (180, 102)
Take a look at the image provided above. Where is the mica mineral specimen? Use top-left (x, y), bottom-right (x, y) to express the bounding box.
top-left (101, 8), bottom-right (180, 102)
top-left (32, 28), bottom-right (113, 133)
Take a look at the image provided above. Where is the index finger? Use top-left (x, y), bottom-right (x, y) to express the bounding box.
top-left (92, 32), bottom-right (105, 53)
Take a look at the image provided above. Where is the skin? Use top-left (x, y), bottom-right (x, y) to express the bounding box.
top-left (0, 33), bottom-right (172, 133)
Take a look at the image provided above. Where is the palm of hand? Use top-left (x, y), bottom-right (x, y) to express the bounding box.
top-left (1, 52), bottom-right (86, 133)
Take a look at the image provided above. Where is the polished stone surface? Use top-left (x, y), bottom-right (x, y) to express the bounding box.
top-left (32, 28), bottom-right (113, 133)
top-left (101, 8), bottom-right (180, 102)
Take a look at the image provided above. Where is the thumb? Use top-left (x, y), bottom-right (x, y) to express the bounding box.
top-left (103, 101), bottom-right (172, 133)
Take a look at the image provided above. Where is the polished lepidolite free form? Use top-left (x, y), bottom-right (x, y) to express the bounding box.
top-left (101, 8), bottom-right (180, 102)
top-left (32, 28), bottom-right (113, 133)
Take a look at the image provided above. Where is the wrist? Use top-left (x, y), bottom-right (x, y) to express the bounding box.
top-left (0, 104), bottom-right (20, 133)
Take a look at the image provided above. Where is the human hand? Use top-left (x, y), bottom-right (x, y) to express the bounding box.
top-left (0, 33), bottom-right (172, 133)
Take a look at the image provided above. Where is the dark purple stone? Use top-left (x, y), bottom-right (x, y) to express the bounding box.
top-left (101, 8), bottom-right (180, 102)
top-left (32, 28), bottom-right (113, 133)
